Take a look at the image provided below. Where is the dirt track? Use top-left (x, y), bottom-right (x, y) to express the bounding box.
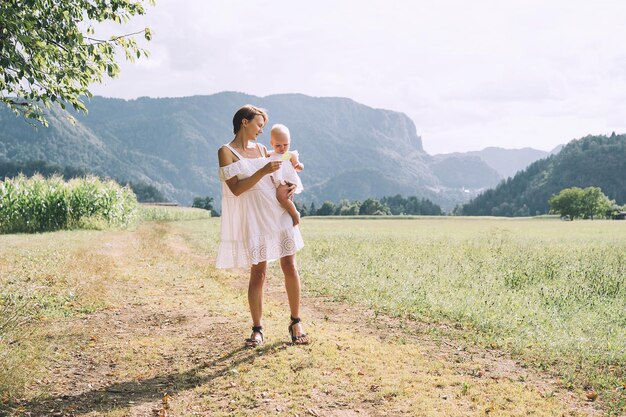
top-left (13, 222), bottom-right (604, 416)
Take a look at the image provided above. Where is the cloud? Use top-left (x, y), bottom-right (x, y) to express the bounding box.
top-left (89, 0), bottom-right (626, 153)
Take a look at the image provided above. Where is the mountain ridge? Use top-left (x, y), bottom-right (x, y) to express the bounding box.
top-left (459, 134), bottom-right (626, 216)
top-left (0, 92), bottom-right (552, 210)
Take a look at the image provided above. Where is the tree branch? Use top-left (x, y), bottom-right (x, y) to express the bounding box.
top-left (85, 29), bottom-right (147, 45)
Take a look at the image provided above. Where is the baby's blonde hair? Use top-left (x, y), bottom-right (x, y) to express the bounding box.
top-left (270, 123), bottom-right (290, 139)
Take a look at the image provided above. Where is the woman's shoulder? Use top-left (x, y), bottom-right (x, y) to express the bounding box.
top-left (218, 144), bottom-right (240, 166)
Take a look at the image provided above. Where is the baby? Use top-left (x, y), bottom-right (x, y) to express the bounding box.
top-left (268, 124), bottom-right (304, 226)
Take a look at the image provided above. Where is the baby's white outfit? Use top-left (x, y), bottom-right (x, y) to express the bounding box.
top-left (268, 150), bottom-right (303, 194)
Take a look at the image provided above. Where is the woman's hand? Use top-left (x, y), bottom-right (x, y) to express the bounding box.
top-left (284, 181), bottom-right (297, 197)
top-left (264, 160), bottom-right (282, 175)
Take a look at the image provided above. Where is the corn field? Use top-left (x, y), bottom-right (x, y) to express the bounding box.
top-left (0, 175), bottom-right (137, 233)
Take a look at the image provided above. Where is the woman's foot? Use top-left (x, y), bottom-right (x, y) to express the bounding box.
top-left (288, 317), bottom-right (310, 345)
top-left (245, 325), bottom-right (264, 347)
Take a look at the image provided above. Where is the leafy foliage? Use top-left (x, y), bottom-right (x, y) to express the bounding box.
top-left (380, 194), bottom-right (443, 215)
top-left (124, 180), bottom-right (166, 203)
top-left (459, 134), bottom-right (626, 216)
top-left (302, 194), bottom-right (442, 216)
top-left (0, 174), bottom-right (137, 233)
top-left (549, 187), bottom-right (615, 220)
top-left (192, 196), bottom-right (217, 216)
top-left (0, 159), bottom-right (165, 203)
top-left (359, 198), bottom-right (391, 215)
top-left (192, 196), bottom-right (214, 211)
top-left (0, 0), bottom-right (153, 125)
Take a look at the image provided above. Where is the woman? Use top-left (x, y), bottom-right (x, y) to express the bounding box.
top-left (216, 104), bottom-right (310, 346)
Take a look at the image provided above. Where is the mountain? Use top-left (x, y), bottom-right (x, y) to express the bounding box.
top-left (434, 147), bottom-right (551, 182)
top-left (0, 92), bottom-right (514, 210)
top-left (459, 134), bottom-right (626, 216)
top-left (428, 154), bottom-right (501, 188)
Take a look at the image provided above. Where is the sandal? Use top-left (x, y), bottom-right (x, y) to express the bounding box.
top-left (288, 317), bottom-right (310, 345)
top-left (245, 325), bottom-right (264, 347)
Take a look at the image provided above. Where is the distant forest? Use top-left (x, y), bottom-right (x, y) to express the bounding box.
top-left (0, 160), bottom-right (166, 203)
top-left (296, 194), bottom-right (443, 216)
top-left (458, 134), bottom-right (626, 216)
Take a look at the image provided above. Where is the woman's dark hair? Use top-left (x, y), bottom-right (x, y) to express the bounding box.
top-left (232, 105), bottom-right (268, 134)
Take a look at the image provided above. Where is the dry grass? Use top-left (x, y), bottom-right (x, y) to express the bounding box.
top-left (0, 217), bottom-right (610, 416)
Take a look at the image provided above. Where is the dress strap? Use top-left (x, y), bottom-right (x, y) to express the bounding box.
top-left (223, 144), bottom-right (243, 160)
top-left (255, 142), bottom-right (266, 158)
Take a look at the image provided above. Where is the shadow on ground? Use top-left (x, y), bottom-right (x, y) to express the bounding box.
top-left (12, 341), bottom-right (286, 416)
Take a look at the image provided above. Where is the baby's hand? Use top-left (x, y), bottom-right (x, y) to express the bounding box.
top-left (294, 162), bottom-right (304, 171)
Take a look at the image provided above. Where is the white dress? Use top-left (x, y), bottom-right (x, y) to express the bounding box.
top-left (216, 144), bottom-right (304, 269)
top-left (268, 150), bottom-right (304, 194)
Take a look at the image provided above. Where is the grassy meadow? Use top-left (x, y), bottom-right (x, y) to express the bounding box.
top-left (0, 212), bottom-right (624, 415)
top-left (178, 215), bottom-right (626, 413)
top-left (299, 219), bottom-right (623, 375)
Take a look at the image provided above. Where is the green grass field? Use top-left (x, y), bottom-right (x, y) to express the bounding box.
top-left (175, 215), bottom-right (625, 412)
top-left (1, 213), bottom-right (624, 414)
top-left (292, 217), bottom-right (625, 411)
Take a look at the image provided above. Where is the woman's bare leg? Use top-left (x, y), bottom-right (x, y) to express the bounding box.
top-left (248, 261), bottom-right (267, 332)
top-left (280, 255), bottom-right (308, 340)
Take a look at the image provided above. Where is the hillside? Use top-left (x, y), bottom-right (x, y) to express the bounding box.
top-left (0, 93), bottom-right (513, 210)
top-left (428, 154), bottom-right (501, 188)
top-left (460, 134), bottom-right (626, 216)
top-left (436, 147), bottom-right (550, 180)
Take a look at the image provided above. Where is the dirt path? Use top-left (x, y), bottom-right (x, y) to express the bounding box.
top-left (14, 222), bottom-right (604, 416)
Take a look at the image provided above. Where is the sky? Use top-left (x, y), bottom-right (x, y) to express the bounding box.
top-left (90, 0), bottom-right (626, 154)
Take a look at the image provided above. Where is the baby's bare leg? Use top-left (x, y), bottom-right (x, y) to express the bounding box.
top-left (276, 184), bottom-right (300, 226)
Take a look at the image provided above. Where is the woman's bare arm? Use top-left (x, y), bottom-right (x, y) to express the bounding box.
top-left (218, 146), bottom-right (281, 196)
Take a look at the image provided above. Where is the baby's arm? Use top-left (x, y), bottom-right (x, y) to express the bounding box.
top-left (290, 152), bottom-right (304, 171)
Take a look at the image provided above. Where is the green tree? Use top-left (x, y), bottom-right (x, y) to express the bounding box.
top-left (549, 187), bottom-right (585, 220)
top-left (581, 187), bottom-right (615, 219)
top-left (127, 181), bottom-right (165, 203)
top-left (316, 201), bottom-right (337, 216)
top-left (359, 198), bottom-right (390, 215)
top-left (549, 187), bottom-right (614, 220)
top-left (338, 200), bottom-right (360, 216)
top-left (381, 194), bottom-right (443, 215)
top-left (192, 196), bottom-right (216, 216)
top-left (1, 0), bottom-right (153, 125)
